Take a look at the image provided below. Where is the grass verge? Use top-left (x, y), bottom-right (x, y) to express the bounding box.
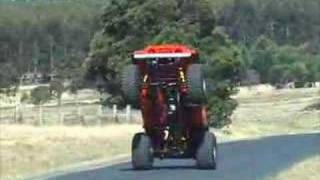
top-left (0, 124), bottom-right (142, 180)
top-left (269, 156), bottom-right (320, 180)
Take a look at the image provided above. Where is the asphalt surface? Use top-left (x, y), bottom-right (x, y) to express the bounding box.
top-left (45, 133), bottom-right (319, 180)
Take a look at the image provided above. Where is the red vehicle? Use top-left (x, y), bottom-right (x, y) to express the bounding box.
top-left (121, 44), bottom-right (217, 170)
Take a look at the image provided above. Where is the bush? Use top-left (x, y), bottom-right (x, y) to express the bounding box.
top-left (208, 96), bottom-right (238, 128)
top-left (30, 86), bottom-right (51, 105)
top-left (20, 93), bottom-right (29, 103)
top-left (206, 81), bottom-right (239, 128)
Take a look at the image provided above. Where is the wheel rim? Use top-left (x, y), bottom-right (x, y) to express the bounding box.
top-left (202, 80), bottom-right (207, 93)
top-left (212, 145), bottom-right (217, 159)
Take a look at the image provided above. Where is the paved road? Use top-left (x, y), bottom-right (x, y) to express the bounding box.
top-left (45, 133), bottom-right (319, 180)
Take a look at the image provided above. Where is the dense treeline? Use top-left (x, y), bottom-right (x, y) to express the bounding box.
top-left (1, 0), bottom-right (319, 89)
top-left (0, 0), bottom-right (105, 90)
top-left (1, 0), bottom-right (320, 127)
top-left (219, 0), bottom-right (320, 86)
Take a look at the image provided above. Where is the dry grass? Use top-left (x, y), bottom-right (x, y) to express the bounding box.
top-left (222, 87), bottom-right (320, 139)
top-left (0, 124), bottom-right (142, 180)
top-left (228, 87), bottom-right (320, 180)
top-left (269, 156), bottom-right (320, 180)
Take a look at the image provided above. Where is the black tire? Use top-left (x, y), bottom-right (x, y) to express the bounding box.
top-left (121, 65), bottom-right (140, 105)
top-left (196, 131), bottom-right (217, 169)
top-left (186, 64), bottom-right (207, 104)
top-left (132, 133), bottom-right (154, 170)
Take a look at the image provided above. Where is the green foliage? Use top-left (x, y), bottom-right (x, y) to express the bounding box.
top-left (220, 0), bottom-right (320, 47)
top-left (0, 63), bottom-right (19, 89)
top-left (0, 0), bottom-right (103, 89)
top-left (20, 92), bottom-right (30, 103)
top-left (30, 86), bottom-right (51, 105)
top-left (249, 42), bottom-right (319, 86)
top-left (307, 58), bottom-right (320, 83)
top-left (249, 36), bottom-right (277, 83)
top-left (49, 80), bottom-right (64, 100)
top-left (208, 96), bottom-right (238, 128)
top-left (201, 30), bottom-right (242, 127)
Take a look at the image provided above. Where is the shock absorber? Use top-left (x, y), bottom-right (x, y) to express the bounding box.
top-left (179, 67), bottom-right (188, 95)
top-left (141, 74), bottom-right (149, 97)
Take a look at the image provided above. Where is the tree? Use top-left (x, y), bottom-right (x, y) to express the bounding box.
top-left (0, 63), bottom-right (19, 90)
top-left (202, 29), bottom-right (241, 127)
top-left (0, 0), bottom-right (102, 88)
top-left (87, 0), bottom-right (241, 128)
top-left (49, 80), bottom-right (64, 106)
top-left (30, 86), bottom-right (51, 105)
top-left (250, 36), bottom-right (277, 83)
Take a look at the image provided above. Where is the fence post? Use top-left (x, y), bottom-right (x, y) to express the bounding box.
top-left (39, 104), bottom-right (43, 126)
top-left (126, 105), bottom-right (131, 123)
top-left (59, 106), bottom-right (64, 125)
top-left (0, 102), bottom-right (2, 122)
top-left (77, 104), bottom-right (85, 125)
top-left (77, 104), bottom-right (82, 119)
top-left (14, 104), bottom-right (18, 123)
top-left (97, 105), bottom-right (102, 126)
top-left (112, 104), bottom-right (118, 123)
top-left (15, 103), bottom-right (23, 124)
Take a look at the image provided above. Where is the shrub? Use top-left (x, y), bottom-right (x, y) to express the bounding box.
top-left (30, 86), bottom-right (51, 105)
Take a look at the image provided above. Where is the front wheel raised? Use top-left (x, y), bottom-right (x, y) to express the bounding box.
top-left (121, 65), bottom-right (140, 105)
top-left (132, 133), bottom-right (154, 170)
top-left (196, 131), bottom-right (217, 169)
top-left (186, 64), bottom-right (207, 104)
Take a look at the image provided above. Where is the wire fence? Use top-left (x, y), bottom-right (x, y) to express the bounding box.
top-left (0, 103), bottom-right (142, 126)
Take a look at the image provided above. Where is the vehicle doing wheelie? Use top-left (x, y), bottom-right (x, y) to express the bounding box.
top-left (121, 44), bottom-right (217, 170)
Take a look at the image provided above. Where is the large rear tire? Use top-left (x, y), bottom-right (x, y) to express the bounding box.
top-left (132, 133), bottom-right (154, 170)
top-left (186, 64), bottom-right (207, 104)
top-left (121, 65), bottom-right (140, 105)
top-left (196, 131), bottom-right (217, 169)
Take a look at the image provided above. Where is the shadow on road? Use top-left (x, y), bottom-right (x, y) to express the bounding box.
top-left (214, 133), bottom-right (320, 179)
top-left (46, 133), bottom-right (320, 180)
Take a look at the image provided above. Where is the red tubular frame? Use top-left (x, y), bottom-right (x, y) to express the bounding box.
top-left (133, 44), bottom-right (208, 156)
